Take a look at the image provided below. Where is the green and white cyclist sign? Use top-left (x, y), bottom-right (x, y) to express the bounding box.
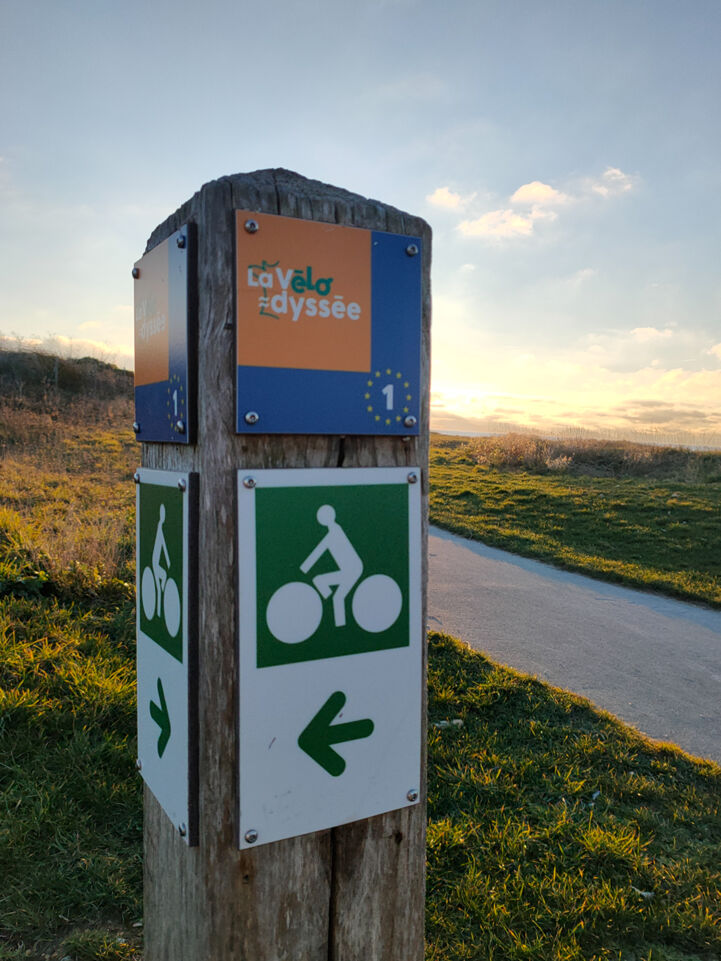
top-left (256, 480), bottom-right (410, 666)
top-left (238, 467), bottom-right (422, 849)
top-left (136, 468), bottom-right (195, 844)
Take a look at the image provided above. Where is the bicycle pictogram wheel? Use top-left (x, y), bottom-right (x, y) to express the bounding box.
top-left (163, 578), bottom-right (181, 638)
top-left (351, 574), bottom-right (402, 633)
top-left (266, 574), bottom-right (402, 644)
top-left (266, 581), bottom-right (323, 644)
top-left (141, 566), bottom-right (157, 622)
top-left (141, 566), bottom-right (181, 639)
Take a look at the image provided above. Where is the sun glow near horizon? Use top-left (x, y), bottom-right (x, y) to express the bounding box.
top-left (431, 349), bottom-right (721, 447)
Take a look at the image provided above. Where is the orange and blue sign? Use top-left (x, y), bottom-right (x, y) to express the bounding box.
top-left (235, 211), bottom-right (421, 435)
top-left (134, 225), bottom-right (195, 444)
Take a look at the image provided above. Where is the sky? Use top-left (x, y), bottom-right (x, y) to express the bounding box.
top-left (2, 0), bottom-right (721, 444)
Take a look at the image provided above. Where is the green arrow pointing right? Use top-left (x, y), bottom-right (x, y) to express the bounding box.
top-left (149, 676), bottom-right (171, 758)
top-left (298, 691), bottom-right (374, 777)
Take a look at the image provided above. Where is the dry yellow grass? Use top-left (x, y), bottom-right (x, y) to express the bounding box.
top-left (0, 393), bottom-right (137, 596)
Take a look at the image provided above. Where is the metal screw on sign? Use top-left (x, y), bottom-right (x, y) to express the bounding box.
top-left (244, 410), bottom-right (259, 425)
top-left (244, 219), bottom-right (259, 234)
top-left (244, 829), bottom-right (258, 844)
top-left (407, 789), bottom-right (419, 802)
top-left (407, 472), bottom-right (418, 485)
top-left (178, 824), bottom-right (187, 838)
top-left (242, 476), bottom-right (256, 490)
top-left (178, 478), bottom-right (187, 492)
top-left (405, 244), bottom-right (419, 257)
top-left (132, 267), bottom-right (140, 279)
top-left (133, 422), bottom-right (141, 434)
top-left (133, 472), bottom-right (141, 485)
top-left (404, 415), bottom-right (417, 428)
top-left (175, 419), bottom-right (186, 433)
top-left (177, 235), bottom-right (186, 249)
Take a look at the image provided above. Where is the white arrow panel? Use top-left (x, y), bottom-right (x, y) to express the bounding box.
top-left (237, 467), bottom-right (422, 849)
top-left (137, 633), bottom-right (189, 833)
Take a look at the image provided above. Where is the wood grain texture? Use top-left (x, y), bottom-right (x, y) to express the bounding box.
top-left (140, 169), bottom-right (430, 960)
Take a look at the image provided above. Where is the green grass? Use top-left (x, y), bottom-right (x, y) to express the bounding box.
top-left (427, 632), bottom-right (721, 961)
top-left (3, 609), bottom-right (718, 961)
top-left (0, 372), bottom-right (141, 959)
top-left (0, 595), bottom-right (141, 961)
top-left (1, 361), bottom-right (720, 958)
top-left (430, 435), bottom-right (721, 607)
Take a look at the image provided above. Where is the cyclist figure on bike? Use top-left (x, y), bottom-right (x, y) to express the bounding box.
top-left (152, 504), bottom-right (171, 617)
top-left (300, 504), bottom-right (363, 628)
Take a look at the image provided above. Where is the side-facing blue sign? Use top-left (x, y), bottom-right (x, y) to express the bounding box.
top-left (134, 224), bottom-right (195, 444)
top-left (235, 211), bottom-right (422, 435)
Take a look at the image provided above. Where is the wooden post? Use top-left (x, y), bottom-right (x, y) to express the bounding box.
top-left (139, 169), bottom-right (431, 960)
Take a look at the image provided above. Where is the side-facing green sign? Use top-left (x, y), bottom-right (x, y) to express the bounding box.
top-left (136, 468), bottom-right (198, 845)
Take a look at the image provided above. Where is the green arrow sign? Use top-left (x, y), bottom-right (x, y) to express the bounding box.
top-left (149, 677), bottom-right (171, 758)
top-left (298, 691), bottom-right (374, 777)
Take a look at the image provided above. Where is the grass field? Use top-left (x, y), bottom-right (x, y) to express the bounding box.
top-left (427, 633), bottom-right (720, 961)
top-left (0, 354), bottom-right (719, 959)
top-left (0, 365), bottom-right (141, 960)
top-left (430, 433), bottom-right (721, 608)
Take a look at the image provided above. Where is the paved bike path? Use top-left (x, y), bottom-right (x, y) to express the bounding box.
top-left (428, 526), bottom-right (721, 764)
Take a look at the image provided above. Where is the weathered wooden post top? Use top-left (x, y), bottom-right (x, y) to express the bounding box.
top-left (132, 169), bottom-right (431, 960)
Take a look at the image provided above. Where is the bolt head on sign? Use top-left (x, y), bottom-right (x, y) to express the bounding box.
top-left (235, 211), bottom-right (422, 435)
top-left (237, 467), bottom-right (422, 849)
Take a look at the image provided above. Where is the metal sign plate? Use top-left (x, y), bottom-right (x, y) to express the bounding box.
top-left (235, 211), bottom-right (421, 435)
top-left (133, 225), bottom-right (195, 444)
top-left (136, 468), bottom-right (198, 844)
top-left (237, 467), bottom-right (422, 849)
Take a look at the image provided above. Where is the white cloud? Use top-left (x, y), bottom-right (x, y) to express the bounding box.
top-left (427, 186), bottom-right (463, 209)
top-left (590, 166), bottom-right (635, 197)
top-left (631, 326), bottom-right (673, 342)
top-left (510, 181), bottom-right (569, 207)
top-left (458, 209), bottom-right (535, 239)
top-left (708, 343), bottom-right (721, 360)
top-left (426, 185), bottom-right (476, 211)
top-left (454, 166), bottom-right (636, 243)
top-left (527, 206), bottom-right (559, 223)
top-left (457, 199), bottom-right (561, 239)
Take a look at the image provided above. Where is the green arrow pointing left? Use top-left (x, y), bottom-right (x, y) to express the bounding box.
top-left (149, 677), bottom-right (171, 758)
top-left (298, 691), bottom-right (374, 777)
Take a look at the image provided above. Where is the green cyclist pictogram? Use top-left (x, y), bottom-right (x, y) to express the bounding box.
top-left (255, 483), bottom-right (409, 668)
top-left (138, 484), bottom-right (184, 662)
